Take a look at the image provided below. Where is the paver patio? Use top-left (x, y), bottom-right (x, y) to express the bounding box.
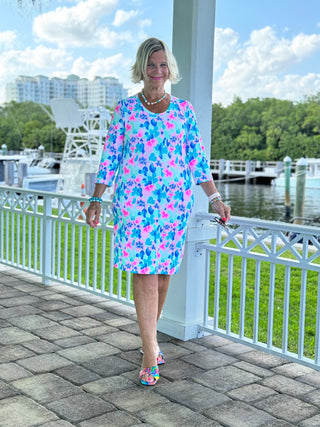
top-left (1, 265), bottom-right (320, 426)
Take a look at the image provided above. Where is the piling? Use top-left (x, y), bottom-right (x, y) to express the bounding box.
top-left (38, 145), bottom-right (45, 159)
top-left (245, 160), bottom-right (252, 184)
top-left (0, 161), bottom-right (4, 182)
top-left (293, 157), bottom-right (308, 225)
top-left (79, 183), bottom-right (87, 220)
top-left (85, 173), bottom-right (96, 196)
top-left (284, 156), bottom-right (291, 219)
top-left (18, 162), bottom-right (28, 188)
top-left (4, 161), bottom-right (14, 186)
top-left (218, 159), bottom-right (225, 180)
top-left (1, 144), bottom-right (7, 155)
top-left (276, 161), bottom-right (283, 177)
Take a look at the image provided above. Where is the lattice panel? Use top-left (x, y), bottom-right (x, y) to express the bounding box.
top-left (214, 220), bottom-right (320, 270)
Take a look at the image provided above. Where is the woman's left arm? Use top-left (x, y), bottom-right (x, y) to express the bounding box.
top-left (200, 180), bottom-right (231, 222)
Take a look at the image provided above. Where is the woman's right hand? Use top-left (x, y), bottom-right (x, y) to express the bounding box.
top-left (86, 202), bottom-right (101, 228)
top-left (211, 200), bottom-right (231, 222)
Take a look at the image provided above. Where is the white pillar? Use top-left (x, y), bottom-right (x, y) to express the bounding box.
top-left (157, 0), bottom-right (216, 340)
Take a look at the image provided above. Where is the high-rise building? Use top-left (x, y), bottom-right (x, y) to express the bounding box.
top-left (5, 74), bottom-right (128, 107)
top-left (88, 76), bottom-right (128, 107)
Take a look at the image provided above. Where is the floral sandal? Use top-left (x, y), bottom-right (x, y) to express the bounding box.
top-left (139, 366), bottom-right (159, 386)
top-left (139, 348), bottom-right (165, 365)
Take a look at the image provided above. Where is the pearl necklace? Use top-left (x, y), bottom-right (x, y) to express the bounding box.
top-left (141, 90), bottom-right (166, 106)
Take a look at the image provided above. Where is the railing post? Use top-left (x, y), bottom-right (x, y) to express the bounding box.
top-left (42, 194), bottom-right (53, 285)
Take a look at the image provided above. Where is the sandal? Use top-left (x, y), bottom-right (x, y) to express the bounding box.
top-left (139, 366), bottom-right (159, 386)
top-left (139, 348), bottom-right (165, 365)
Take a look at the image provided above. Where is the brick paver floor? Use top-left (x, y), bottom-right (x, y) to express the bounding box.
top-left (1, 266), bottom-right (320, 426)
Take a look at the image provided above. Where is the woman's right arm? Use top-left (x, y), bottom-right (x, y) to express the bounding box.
top-left (86, 101), bottom-right (125, 228)
top-left (86, 183), bottom-right (108, 228)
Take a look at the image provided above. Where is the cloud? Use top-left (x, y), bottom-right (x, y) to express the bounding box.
top-left (0, 45), bottom-right (73, 84)
top-left (213, 27), bottom-right (239, 71)
top-left (70, 53), bottom-right (131, 80)
top-left (0, 31), bottom-right (17, 51)
top-left (113, 9), bottom-right (138, 27)
top-left (0, 45), bottom-right (133, 102)
top-left (213, 26), bottom-right (320, 105)
top-left (33, 0), bottom-right (132, 48)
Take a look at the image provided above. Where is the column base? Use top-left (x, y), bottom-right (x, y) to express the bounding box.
top-left (157, 316), bottom-right (202, 341)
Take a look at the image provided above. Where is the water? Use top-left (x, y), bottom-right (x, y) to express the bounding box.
top-left (219, 183), bottom-right (320, 223)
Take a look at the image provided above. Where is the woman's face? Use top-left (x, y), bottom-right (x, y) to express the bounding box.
top-left (144, 50), bottom-right (170, 90)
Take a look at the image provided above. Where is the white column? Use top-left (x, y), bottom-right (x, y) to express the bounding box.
top-left (157, 0), bottom-right (216, 340)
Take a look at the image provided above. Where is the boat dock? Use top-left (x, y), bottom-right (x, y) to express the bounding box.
top-left (210, 159), bottom-right (284, 184)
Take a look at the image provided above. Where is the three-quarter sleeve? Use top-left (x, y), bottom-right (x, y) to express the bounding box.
top-left (95, 101), bottom-right (125, 186)
top-left (185, 102), bottom-right (213, 184)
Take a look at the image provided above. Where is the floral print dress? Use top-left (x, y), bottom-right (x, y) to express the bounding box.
top-left (96, 95), bottom-right (212, 275)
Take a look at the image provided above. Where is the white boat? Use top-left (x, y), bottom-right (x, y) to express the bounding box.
top-left (0, 150), bottom-right (61, 192)
top-left (272, 158), bottom-right (320, 189)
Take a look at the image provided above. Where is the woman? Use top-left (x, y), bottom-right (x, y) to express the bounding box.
top-left (86, 37), bottom-right (230, 386)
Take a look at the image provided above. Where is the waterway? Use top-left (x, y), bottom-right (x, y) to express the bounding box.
top-left (219, 182), bottom-right (320, 223)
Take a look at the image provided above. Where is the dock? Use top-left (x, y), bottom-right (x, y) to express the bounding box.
top-left (210, 159), bottom-right (286, 184)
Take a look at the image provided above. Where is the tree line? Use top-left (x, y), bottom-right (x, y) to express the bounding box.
top-left (211, 94), bottom-right (320, 161)
top-left (0, 101), bottom-right (65, 153)
top-left (1, 95), bottom-right (320, 161)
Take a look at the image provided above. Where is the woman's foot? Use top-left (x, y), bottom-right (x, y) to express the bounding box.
top-left (157, 350), bottom-right (165, 365)
top-left (139, 366), bottom-right (159, 386)
top-left (140, 348), bottom-right (165, 365)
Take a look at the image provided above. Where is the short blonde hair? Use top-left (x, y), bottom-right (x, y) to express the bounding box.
top-left (131, 37), bottom-right (181, 84)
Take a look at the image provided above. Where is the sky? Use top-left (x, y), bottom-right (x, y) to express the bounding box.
top-left (0, 0), bottom-right (320, 106)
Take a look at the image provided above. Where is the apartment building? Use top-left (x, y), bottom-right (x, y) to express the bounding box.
top-left (5, 74), bottom-right (128, 107)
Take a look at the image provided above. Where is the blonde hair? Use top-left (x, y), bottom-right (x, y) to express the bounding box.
top-left (131, 37), bottom-right (181, 84)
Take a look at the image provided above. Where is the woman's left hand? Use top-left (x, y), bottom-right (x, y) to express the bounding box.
top-left (211, 200), bottom-right (231, 222)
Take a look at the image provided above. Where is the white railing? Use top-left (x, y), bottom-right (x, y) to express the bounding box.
top-left (210, 160), bottom-right (295, 174)
top-left (1, 186), bottom-right (320, 368)
top-left (196, 212), bottom-right (320, 369)
top-left (0, 186), bottom-right (134, 307)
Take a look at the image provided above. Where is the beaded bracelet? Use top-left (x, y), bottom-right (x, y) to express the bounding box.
top-left (89, 197), bottom-right (103, 204)
top-left (208, 192), bottom-right (221, 203)
top-left (210, 197), bottom-right (221, 203)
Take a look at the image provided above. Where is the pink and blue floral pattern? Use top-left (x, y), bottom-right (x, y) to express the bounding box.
top-left (96, 95), bottom-right (212, 274)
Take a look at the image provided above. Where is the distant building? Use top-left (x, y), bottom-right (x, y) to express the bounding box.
top-left (5, 74), bottom-right (128, 107)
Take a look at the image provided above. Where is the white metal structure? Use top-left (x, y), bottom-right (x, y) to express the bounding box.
top-left (48, 98), bottom-right (112, 195)
top-left (1, 186), bottom-right (320, 369)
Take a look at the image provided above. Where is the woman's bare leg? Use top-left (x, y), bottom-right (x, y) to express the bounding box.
top-left (157, 274), bottom-right (170, 322)
top-left (133, 273), bottom-right (158, 372)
